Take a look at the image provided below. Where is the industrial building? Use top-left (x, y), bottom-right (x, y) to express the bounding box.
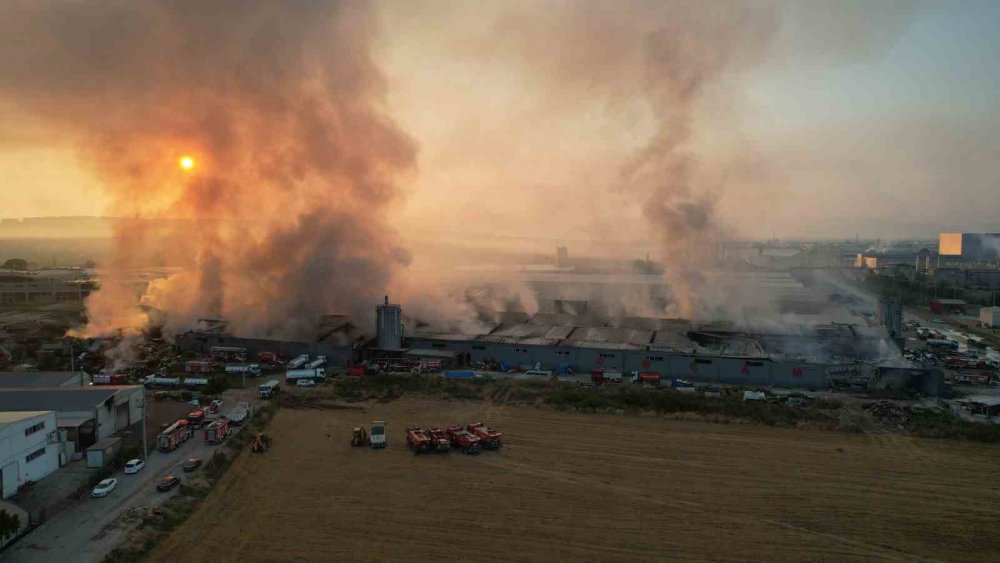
top-left (981, 307), bottom-right (1000, 328)
top-left (0, 270), bottom-right (92, 309)
top-left (855, 246), bottom-right (935, 272)
top-left (0, 386), bottom-right (143, 452)
top-left (939, 233), bottom-right (1000, 263)
top-left (0, 371), bottom-right (86, 388)
top-left (406, 313), bottom-right (944, 395)
top-left (175, 315), bottom-right (360, 367)
top-left (0, 411), bottom-right (62, 499)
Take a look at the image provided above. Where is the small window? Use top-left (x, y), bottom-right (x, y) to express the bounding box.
top-left (646, 355), bottom-right (663, 362)
top-left (514, 348), bottom-right (528, 353)
top-left (695, 359), bottom-right (712, 365)
top-left (745, 361), bottom-right (764, 367)
top-left (555, 350), bottom-right (570, 356)
top-left (599, 353), bottom-right (616, 359)
top-left (472, 345), bottom-right (486, 351)
top-left (24, 421), bottom-right (45, 437)
top-left (431, 343), bottom-right (446, 349)
top-left (26, 447), bottom-right (46, 463)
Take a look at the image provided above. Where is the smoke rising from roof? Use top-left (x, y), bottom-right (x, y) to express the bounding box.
top-left (1, 1), bottom-right (416, 339)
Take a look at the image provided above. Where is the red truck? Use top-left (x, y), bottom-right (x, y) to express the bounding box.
top-left (258, 351), bottom-right (286, 364)
top-left (157, 419), bottom-right (192, 452)
top-left (405, 426), bottom-right (432, 454)
top-left (447, 424), bottom-right (481, 455)
top-left (204, 418), bottom-right (231, 445)
top-left (187, 409), bottom-right (206, 429)
top-left (426, 427), bottom-right (450, 452)
top-left (347, 366), bottom-right (366, 377)
top-left (467, 422), bottom-right (502, 450)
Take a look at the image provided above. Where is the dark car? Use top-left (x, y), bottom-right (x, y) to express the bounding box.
top-left (182, 457), bottom-right (202, 472)
top-left (156, 475), bottom-right (181, 492)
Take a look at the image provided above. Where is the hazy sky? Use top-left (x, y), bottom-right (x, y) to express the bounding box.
top-left (2, 0), bottom-right (998, 240)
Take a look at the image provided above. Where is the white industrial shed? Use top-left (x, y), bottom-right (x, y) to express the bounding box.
top-left (0, 411), bottom-right (60, 499)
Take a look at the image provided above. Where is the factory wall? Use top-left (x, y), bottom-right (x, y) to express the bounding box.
top-left (176, 333), bottom-right (354, 367)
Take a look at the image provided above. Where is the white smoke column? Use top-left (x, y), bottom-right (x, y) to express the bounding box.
top-left (0, 1), bottom-right (417, 341)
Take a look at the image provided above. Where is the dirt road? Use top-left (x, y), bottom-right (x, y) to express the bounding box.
top-left (152, 397), bottom-right (1000, 561)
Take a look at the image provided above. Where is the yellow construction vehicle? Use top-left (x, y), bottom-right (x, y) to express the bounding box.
top-left (251, 432), bottom-right (272, 453)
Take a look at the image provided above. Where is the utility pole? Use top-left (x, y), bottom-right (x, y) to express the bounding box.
top-left (140, 396), bottom-right (147, 460)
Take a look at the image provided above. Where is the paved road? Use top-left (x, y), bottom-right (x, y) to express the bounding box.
top-left (1, 425), bottom-right (240, 563)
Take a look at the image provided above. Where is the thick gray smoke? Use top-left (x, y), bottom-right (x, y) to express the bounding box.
top-left (0, 1), bottom-right (416, 340)
top-left (617, 3), bottom-right (778, 317)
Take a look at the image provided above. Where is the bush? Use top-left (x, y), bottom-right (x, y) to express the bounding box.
top-left (0, 508), bottom-right (21, 543)
top-left (908, 410), bottom-right (1000, 443)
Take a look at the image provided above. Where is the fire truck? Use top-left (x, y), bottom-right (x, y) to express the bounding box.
top-left (204, 418), bottom-right (232, 445)
top-left (158, 419), bottom-right (192, 452)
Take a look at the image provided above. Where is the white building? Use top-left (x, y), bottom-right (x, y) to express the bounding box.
top-left (0, 386), bottom-right (144, 452)
top-left (981, 307), bottom-right (1000, 328)
top-left (0, 411), bottom-right (61, 499)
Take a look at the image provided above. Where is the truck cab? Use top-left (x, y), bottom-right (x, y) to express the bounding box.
top-left (370, 420), bottom-right (387, 448)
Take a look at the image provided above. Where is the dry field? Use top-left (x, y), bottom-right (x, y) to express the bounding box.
top-left (151, 397), bottom-right (1000, 562)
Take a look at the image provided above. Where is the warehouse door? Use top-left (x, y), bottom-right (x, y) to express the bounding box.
top-left (115, 403), bottom-right (130, 431)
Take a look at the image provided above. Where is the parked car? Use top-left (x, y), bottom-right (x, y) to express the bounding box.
top-left (156, 475), bottom-right (181, 492)
top-left (296, 379), bottom-right (316, 388)
top-left (124, 459), bottom-right (145, 474)
top-left (91, 478), bottom-right (118, 498)
top-left (181, 457), bottom-right (202, 472)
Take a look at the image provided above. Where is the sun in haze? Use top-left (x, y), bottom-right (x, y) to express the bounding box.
top-left (178, 155), bottom-right (195, 170)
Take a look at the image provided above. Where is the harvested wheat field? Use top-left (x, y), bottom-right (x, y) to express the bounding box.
top-left (151, 397), bottom-right (1000, 562)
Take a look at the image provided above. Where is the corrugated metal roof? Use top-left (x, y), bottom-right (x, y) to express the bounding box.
top-left (405, 348), bottom-right (461, 359)
top-left (559, 340), bottom-right (645, 351)
top-left (0, 371), bottom-right (83, 387)
top-left (0, 386), bottom-right (140, 413)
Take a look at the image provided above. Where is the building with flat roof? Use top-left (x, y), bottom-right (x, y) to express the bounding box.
top-left (0, 371), bottom-right (86, 388)
top-left (939, 233), bottom-right (1000, 263)
top-left (0, 411), bottom-right (61, 498)
top-left (0, 386), bottom-right (143, 451)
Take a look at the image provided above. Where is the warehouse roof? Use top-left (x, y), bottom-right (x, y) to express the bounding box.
top-left (0, 371), bottom-right (84, 388)
top-left (0, 386), bottom-right (140, 413)
top-left (960, 395), bottom-right (1000, 407)
top-left (0, 410), bottom-right (53, 426)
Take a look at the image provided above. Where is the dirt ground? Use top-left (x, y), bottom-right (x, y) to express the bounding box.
top-left (150, 397), bottom-right (1000, 562)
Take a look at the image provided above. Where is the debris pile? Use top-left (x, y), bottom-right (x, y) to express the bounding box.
top-left (863, 401), bottom-right (910, 428)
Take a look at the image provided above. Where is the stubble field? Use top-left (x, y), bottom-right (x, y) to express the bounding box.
top-left (151, 396), bottom-right (1000, 561)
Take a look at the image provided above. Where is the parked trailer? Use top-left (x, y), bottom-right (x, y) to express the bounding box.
top-left (287, 354), bottom-right (310, 369)
top-left (347, 366), bottom-right (367, 377)
top-left (148, 376), bottom-right (181, 388)
top-left (286, 368), bottom-right (326, 381)
top-left (406, 426), bottom-right (432, 454)
top-left (447, 424), bottom-right (481, 454)
top-left (204, 418), bottom-right (231, 444)
top-left (185, 360), bottom-right (213, 374)
top-left (259, 380), bottom-right (280, 398)
top-left (184, 377), bottom-right (209, 387)
top-left (467, 422), bottom-right (502, 450)
top-left (225, 364), bottom-right (261, 376)
top-left (306, 356), bottom-right (327, 370)
top-left (93, 373), bottom-right (129, 385)
top-left (927, 339), bottom-right (959, 350)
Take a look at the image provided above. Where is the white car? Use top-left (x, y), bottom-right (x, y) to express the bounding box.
top-left (296, 379), bottom-right (316, 388)
top-left (124, 459), bottom-right (145, 474)
top-left (91, 478), bottom-right (118, 498)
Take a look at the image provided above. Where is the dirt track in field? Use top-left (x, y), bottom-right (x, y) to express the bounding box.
top-left (150, 397), bottom-right (1000, 562)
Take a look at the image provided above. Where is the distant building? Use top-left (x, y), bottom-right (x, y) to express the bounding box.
top-left (966, 269), bottom-right (1000, 290)
top-left (928, 268), bottom-right (967, 287)
top-left (0, 411), bottom-right (61, 498)
top-left (939, 233), bottom-right (1000, 263)
top-left (0, 371), bottom-right (86, 388)
top-left (877, 297), bottom-right (902, 338)
top-left (981, 307), bottom-right (1000, 328)
top-left (855, 246), bottom-right (934, 272)
top-left (930, 299), bottom-right (967, 315)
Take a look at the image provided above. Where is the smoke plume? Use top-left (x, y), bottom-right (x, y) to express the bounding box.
top-left (0, 1), bottom-right (416, 339)
top-left (617, 3), bottom-right (777, 317)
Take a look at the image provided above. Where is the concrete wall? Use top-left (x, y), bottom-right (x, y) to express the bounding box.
top-left (0, 412), bottom-right (60, 499)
